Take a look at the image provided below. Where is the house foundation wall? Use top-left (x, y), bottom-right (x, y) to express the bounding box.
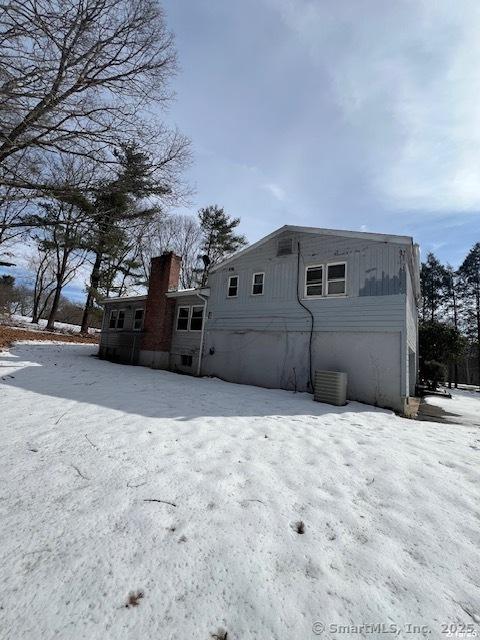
top-left (202, 329), bottom-right (404, 411)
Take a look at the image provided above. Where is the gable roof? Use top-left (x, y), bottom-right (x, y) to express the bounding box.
top-left (210, 224), bottom-right (415, 273)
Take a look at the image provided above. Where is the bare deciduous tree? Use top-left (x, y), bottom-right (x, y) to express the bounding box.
top-left (139, 214), bottom-right (203, 289)
top-left (28, 248), bottom-right (56, 323)
top-left (0, 0), bottom-right (178, 185)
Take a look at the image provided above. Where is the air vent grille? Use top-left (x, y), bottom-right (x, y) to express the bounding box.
top-left (314, 370), bottom-right (347, 406)
top-left (277, 237), bottom-right (293, 256)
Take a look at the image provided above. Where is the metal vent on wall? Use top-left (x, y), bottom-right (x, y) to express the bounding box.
top-left (277, 237), bottom-right (293, 256)
top-left (314, 370), bottom-right (347, 406)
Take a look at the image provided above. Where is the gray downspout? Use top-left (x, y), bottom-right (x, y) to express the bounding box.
top-left (196, 292), bottom-right (209, 376)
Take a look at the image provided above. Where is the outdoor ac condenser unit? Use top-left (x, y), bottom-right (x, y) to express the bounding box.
top-left (314, 370), bottom-right (347, 406)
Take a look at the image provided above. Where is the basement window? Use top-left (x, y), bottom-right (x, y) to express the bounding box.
top-left (176, 306), bottom-right (189, 331)
top-left (189, 306), bottom-right (204, 331)
top-left (133, 308), bottom-right (144, 331)
top-left (252, 272), bottom-right (264, 295)
top-left (227, 275), bottom-right (238, 298)
top-left (326, 262), bottom-right (347, 296)
top-left (305, 265), bottom-right (323, 297)
top-left (181, 354), bottom-right (193, 367)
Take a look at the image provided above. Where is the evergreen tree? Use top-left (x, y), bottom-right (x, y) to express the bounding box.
top-left (79, 144), bottom-right (165, 332)
top-left (458, 243), bottom-right (480, 385)
top-left (197, 205), bottom-right (247, 286)
top-left (420, 253), bottom-right (447, 322)
top-left (442, 264), bottom-right (462, 386)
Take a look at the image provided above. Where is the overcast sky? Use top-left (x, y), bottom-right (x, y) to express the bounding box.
top-left (162, 0), bottom-right (480, 268)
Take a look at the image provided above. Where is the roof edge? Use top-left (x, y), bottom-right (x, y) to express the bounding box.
top-left (210, 224), bottom-right (414, 273)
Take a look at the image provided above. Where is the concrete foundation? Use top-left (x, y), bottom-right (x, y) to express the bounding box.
top-left (202, 329), bottom-right (405, 412)
top-left (138, 350), bottom-right (170, 369)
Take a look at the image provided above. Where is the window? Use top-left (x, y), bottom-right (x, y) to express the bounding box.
top-left (133, 308), bottom-right (144, 331)
top-left (327, 262), bottom-right (346, 296)
top-left (108, 308), bottom-right (125, 329)
top-left (305, 265), bottom-right (323, 297)
top-left (116, 310), bottom-right (125, 329)
top-left (227, 275), bottom-right (238, 297)
top-left (190, 306), bottom-right (204, 331)
top-left (109, 309), bottom-right (118, 328)
top-left (176, 306), bottom-right (189, 331)
top-left (252, 272), bottom-right (264, 295)
top-left (181, 354), bottom-right (193, 367)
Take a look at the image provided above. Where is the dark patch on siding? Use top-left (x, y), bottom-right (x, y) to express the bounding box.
top-left (359, 267), bottom-right (406, 296)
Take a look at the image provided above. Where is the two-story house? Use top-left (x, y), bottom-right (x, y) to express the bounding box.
top-left (99, 225), bottom-right (420, 413)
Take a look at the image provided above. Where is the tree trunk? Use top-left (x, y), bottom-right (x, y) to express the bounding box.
top-left (476, 289), bottom-right (480, 387)
top-left (45, 277), bottom-right (63, 331)
top-left (80, 251), bottom-right (103, 333)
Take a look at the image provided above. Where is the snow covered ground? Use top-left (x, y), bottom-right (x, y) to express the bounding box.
top-left (1, 342), bottom-right (479, 640)
top-left (423, 388), bottom-right (480, 428)
top-left (8, 314), bottom-right (100, 334)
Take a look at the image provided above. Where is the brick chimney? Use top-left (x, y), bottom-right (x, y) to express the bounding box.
top-left (140, 252), bottom-right (181, 366)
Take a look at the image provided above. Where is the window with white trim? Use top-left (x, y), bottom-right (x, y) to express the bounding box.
top-left (252, 272), bottom-right (264, 295)
top-left (116, 310), bottom-right (125, 329)
top-left (133, 308), bottom-right (144, 331)
top-left (109, 309), bottom-right (118, 328)
top-left (227, 275), bottom-right (238, 297)
top-left (326, 262), bottom-right (346, 296)
top-left (305, 265), bottom-right (323, 297)
top-left (189, 306), bottom-right (204, 331)
top-left (109, 308), bottom-right (126, 329)
top-left (176, 306), bottom-right (189, 331)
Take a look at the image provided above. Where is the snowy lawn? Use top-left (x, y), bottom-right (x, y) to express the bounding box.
top-left (423, 388), bottom-right (480, 428)
top-left (1, 343), bottom-right (479, 640)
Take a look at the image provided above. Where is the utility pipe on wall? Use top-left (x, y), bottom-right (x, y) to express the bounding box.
top-left (196, 291), bottom-right (209, 376)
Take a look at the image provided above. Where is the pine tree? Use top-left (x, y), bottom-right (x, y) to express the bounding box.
top-left (420, 253), bottom-right (447, 322)
top-left (458, 243), bottom-right (480, 385)
top-left (197, 205), bottom-right (247, 286)
top-left (79, 144), bottom-right (164, 332)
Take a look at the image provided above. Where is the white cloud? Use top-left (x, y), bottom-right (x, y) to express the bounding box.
top-left (265, 0), bottom-right (480, 212)
top-left (263, 182), bottom-right (286, 201)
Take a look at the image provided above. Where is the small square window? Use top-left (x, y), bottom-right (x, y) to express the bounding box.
top-left (305, 266), bottom-right (323, 297)
top-left (116, 310), bottom-right (125, 329)
top-left (227, 275), bottom-right (238, 297)
top-left (133, 308), bottom-right (144, 330)
top-left (252, 272), bottom-right (264, 295)
top-left (181, 354), bottom-right (193, 367)
top-left (109, 309), bottom-right (118, 328)
top-left (176, 306), bottom-right (189, 331)
top-left (190, 306), bottom-right (204, 331)
top-left (327, 263), bottom-right (346, 296)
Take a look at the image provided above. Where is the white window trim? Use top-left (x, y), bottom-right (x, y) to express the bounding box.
top-left (108, 309), bottom-right (118, 329)
top-left (115, 308), bottom-right (126, 330)
top-left (227, 274), bottom-right (239, 298)
top-left (251, 271), bottom-right (265, 296)
top-left (326, 261), bottom-right (347, 297)
top-left (133, 308), bottom-right (144, 331)
top-left (176, 305), bottom-right (190, 332)
top-left (303, 262), bottom-right (348, 299)
top-left (304, 264), bottom-right (324, 299)
top-left (189, 305), bottom-right (204, 332)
